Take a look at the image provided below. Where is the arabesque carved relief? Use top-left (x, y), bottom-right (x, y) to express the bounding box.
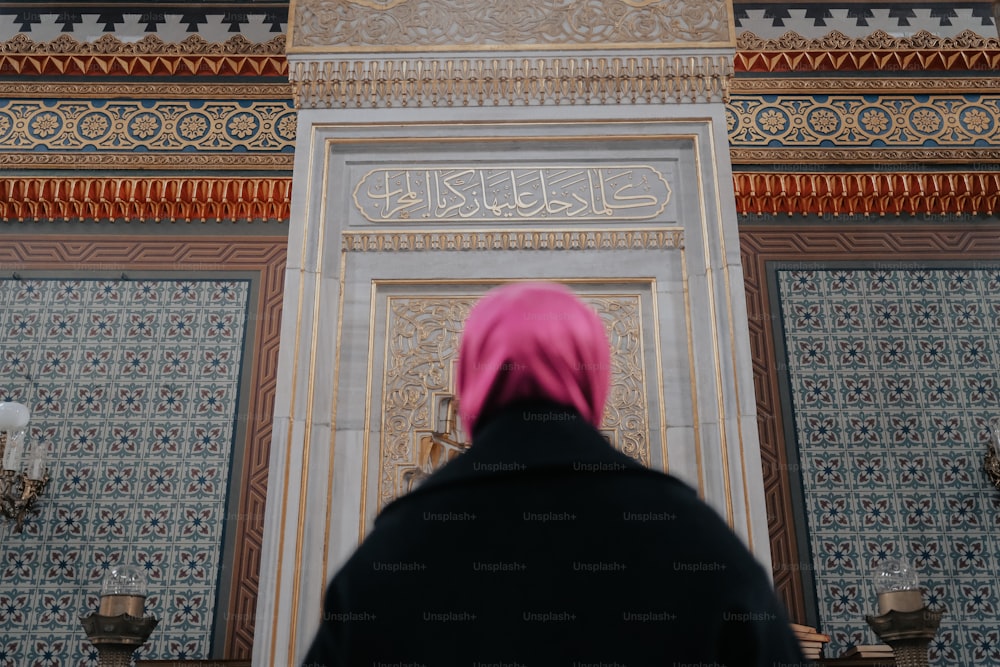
top-left (291, 0), bottom-right (731, 51)
top-left (380, 294), bottom-right (649, 510)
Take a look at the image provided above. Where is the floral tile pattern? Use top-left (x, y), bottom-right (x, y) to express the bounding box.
top-left (0, 278), bottom-right (250, 666)
top-left (777, 267), bottom-right (1000, 664)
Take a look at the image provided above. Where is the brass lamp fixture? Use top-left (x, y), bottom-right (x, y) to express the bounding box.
top-left (866, 559), bottom-right (942, 667)
top-left (0, 401), bottom-right (49, 533)
top-left (81, 565), bottom-right (159, 667)
top-left (983, 418), bottom-right (1000, 491)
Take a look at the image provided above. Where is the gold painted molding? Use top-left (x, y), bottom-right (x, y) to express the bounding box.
top-left (0, 153), bottom-right (294, 170)
top-left (290, 0), bottom-right (733, 52)
top-left (341, 229), bottom-right (685, 251)
top-left (0, 82), bottom-right (294, 99)
top-left (729, 148), bottom-right (1000, 164)
top-left (730, 78), bottom-right (1000, 93)
top-left (290, 55), bottom-right (733, 108)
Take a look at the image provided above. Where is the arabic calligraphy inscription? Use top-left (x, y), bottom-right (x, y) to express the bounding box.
top-left (353, 165), bottom-right (671, 223)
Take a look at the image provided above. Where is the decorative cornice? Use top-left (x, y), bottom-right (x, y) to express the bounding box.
top-left (290, 54), bottom-right (733, 108)
top-left (735, 29), bottom-right (1000, 73)
top-left (730, 148), bottom-right (1000, 164)
top-left (732, 172), bottom-right (1000, 217)
top-left (290, 0), bottom-right (733, 52)
top-left (736, 29), bottom-right (1000, 52)
top-left (0, 178), bottom-right (292, 223)
top-left (0, 34), bottom-right (288, 77)
top-left (341, 229), bottom-right (684, 251)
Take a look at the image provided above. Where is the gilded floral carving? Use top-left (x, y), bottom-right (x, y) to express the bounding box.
top-left (380, 293), bottom-right (650, 509)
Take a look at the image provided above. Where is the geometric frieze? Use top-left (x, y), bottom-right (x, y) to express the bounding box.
top-left (734, 30), bottom-right (1000, 74)
top-left (728, 94), bottom-right (1000, 149)
top-left (0, 99), bottom-right (295, 155)
top-left (6, 94), bottom-right (1000, 156)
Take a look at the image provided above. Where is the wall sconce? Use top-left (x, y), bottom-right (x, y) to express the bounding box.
top-left (0, 401), bottom-right (49, 533)
top-left (984, 418), bottom-right (1000, 491)
top-left (81, 565), bottom-right (159, 665)
top-left (866, 559), bottom-right (942, 667)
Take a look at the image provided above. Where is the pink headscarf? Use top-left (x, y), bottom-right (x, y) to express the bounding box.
top-left (456, 282), bottom-right (611, 436)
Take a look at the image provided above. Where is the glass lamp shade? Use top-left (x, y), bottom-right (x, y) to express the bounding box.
top-left (874, 559), bottom-right (922, 614)
top-left (101, 564), bottom-right (149, 597)
top-left (0, 401), bottom-right (29, 430)
top-left (874, 559), bottom-right (919, 593)
top-left (99, 565), bottom-right (149, 617)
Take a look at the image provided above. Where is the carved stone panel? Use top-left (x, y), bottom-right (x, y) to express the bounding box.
top-left (378, 292), bottom-right (650, 512)
top-left (290, 0), bottom-right (733, 51)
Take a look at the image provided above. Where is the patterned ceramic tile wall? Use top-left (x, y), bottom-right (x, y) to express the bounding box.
top-left (0, 277), bottom-right (250, 666)
top-left (777, 267), bottom-right (1000, 664)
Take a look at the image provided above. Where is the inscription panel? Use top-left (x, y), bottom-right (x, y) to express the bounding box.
top-left (354, 165), bottom-right (671, 223)
top-left (333, 138), bottom-right (683, 229)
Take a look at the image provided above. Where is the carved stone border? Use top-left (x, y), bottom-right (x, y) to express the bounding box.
top-left (735, 29), bottom-right (1000, 73)
top-left (0, 154), bottom-right (295, 171)
top-left (290, 0), bottom-right (734, 51)
top-left (737, 28), bottom-right (1000, 51)
top-left (0, 237), bottom-right (287, 658)
top-left (0, 34), bottom-right (288, 77)
top-left (342, 229), bottom-right (684, 251)
top-left (290, 55), bottom-right (733, 108)
top-left (0, 82), bottom-right (293, 99)
top-left (739, 225), bottom-right (1000, 624)
top-left (730, 78), bottom-right (1000, 93)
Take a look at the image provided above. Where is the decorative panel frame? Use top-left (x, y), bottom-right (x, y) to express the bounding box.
top-left (739, 225), bottom-right (1000, 625)
top-left (256, 110), bottom-right (765, 666)
top-left (0, 237), bottom-right (286, 658)
top-left (365, 282), bottom-right (657, 522)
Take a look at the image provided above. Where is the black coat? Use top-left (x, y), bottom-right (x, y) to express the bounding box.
top-left (304, 402), bottom-right (806, 667)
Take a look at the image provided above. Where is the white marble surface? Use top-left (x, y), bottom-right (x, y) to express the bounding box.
top-left (255, 102), bottom-right (770, 665)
